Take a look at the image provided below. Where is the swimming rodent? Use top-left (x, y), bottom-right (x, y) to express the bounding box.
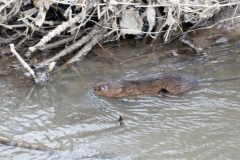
top-left (93, 73), bottom-right (198, 97)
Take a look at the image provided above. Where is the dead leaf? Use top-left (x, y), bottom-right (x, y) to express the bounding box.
top-left (146, 4), bottom-right (156, 36)
top-left (33, 0), bottom-right (44, 8)
top-left (33, 0), bottom-right (50, 27)
top-left (164, 7), bottom-right (176, 27)
top-left (120, 8), bottom-right (143, 36)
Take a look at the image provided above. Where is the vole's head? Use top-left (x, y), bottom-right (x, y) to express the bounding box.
top-left (93, 81), bottom-right (123, 97)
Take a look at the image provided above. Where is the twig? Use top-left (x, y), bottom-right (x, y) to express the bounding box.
top-left (40, 30), bottom-right (86, 51)
top-left (67, 27), bottom-right (108, 63)
top-left (120, 55), bottom-right (148, 65)
top-left (135, 2), bottom-right (240, 8)
top-left (179, 34), bottom-right (203, 54)
top-left (37, 22), bottom-right (102, 66)
top-left (150, 7), bottom-right (163, 44)
top-left (232, 3), bottom-right (240, 24)
top-left (26, 16), bottom-right (59, 26)
top-left (0, 24), bottom-right (28, 29)
top-left (28, 11), bottom-right (86, 53)
top-left (50, 4), bottom-right (66, 15)
top-left (15, 35), bottom-right (30, 50)
top-left (9, 44), bottom-right (35, 78)
top-left (51, 0), bottom-right (141, 6)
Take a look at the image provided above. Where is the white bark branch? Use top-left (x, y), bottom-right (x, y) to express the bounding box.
top-left (9, 44), bottom-right (36, 78)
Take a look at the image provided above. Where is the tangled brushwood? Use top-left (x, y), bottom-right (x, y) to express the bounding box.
top-left (0, 0), bottom-right (240, 66)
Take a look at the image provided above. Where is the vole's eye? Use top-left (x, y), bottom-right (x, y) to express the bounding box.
top-left (101, 85), bottom-right (108, 90)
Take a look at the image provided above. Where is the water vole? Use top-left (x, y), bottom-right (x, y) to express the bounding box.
top-left (93, 73), bottom-right (198, 97)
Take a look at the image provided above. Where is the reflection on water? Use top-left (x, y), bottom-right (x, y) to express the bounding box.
top-left (1, 31), bottom-right (240, 159)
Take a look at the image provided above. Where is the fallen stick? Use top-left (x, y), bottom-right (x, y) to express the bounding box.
top-left (9, 44), bottom-right (36, 78)
top-left (0, 136), bottom-right (57, 154)
top-left (39, 30), bottom-right (85, 51)
top-left (37, 22), bottom-right (102, 66)
top-left (179, 34), bottom-right (203, 54)
top-left (67, 27), bottom-right (108, 64)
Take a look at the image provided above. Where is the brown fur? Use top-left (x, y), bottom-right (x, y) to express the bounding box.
top-left (93, 73), bottom-right (198, 97)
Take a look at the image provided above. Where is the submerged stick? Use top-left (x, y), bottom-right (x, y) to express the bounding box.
top-left (179, 34), bottom-right (204, 54)
top-left (9, 44), bottom-right (36, 78)
top-left (0, 136), bottom-right (56, 154)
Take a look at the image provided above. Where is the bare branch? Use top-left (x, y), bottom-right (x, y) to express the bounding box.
top-left (9, 44), bottom-right (36, 78)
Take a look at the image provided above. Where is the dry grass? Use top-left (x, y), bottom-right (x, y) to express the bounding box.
top-left (0, 0), bottom-right (240, 65)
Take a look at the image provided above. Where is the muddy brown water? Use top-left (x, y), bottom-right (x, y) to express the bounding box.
top-left (1, 30), bottom-right (240, 159)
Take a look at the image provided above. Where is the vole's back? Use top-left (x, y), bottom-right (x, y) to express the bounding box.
top-left (155, 73), bottom-right (199, 94)
top-left (93, 73), bottom-right (198, 97)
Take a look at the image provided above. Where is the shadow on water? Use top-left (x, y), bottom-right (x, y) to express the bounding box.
top-left (0, 29), bottom-right (240, 159)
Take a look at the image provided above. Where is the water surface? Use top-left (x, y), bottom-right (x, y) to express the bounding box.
top-left (0, 30), bottom-right (240, 159)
